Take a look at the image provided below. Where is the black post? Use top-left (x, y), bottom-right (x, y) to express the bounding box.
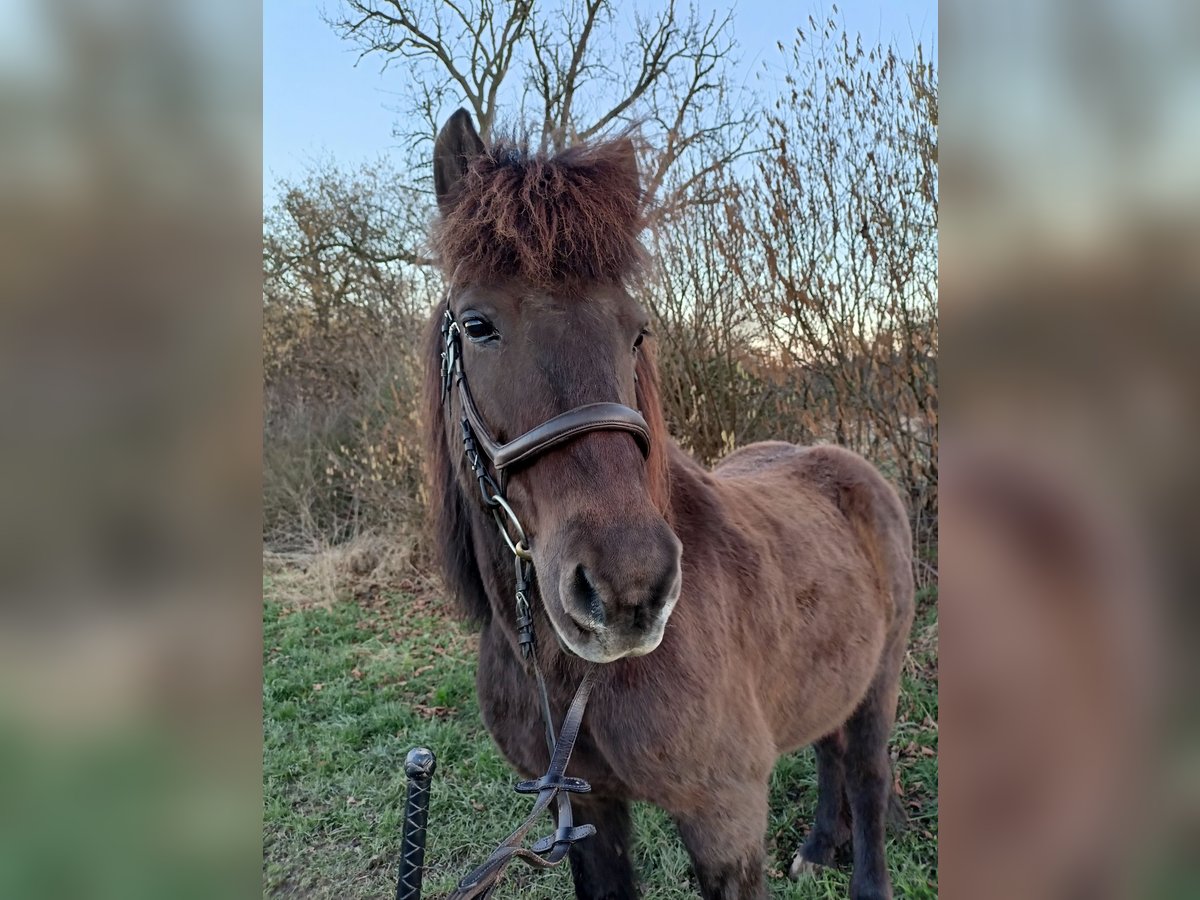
top-left (397, 747), bottom-right (436, 900)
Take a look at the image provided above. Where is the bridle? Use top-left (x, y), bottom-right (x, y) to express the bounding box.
top-left (437, 305), bottom-right (652, 899)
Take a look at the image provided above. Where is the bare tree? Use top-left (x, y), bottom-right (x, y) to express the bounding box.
top-left (742, 16), bottom-right (939, 571)
top-left (263, 162), bottom-right (439, 546)
top-left (639, 166), bottom-right (785, 463)
top-left (263, 159), bottom-right (436, 331)
top-left (326, 0), bottom-right (754, 220)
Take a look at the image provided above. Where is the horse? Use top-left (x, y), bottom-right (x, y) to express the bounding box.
top-left (422, 108), bottom-right (915, 900)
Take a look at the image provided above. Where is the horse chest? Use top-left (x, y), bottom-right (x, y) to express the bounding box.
top-left (474, 631), bottom-right (728, 801)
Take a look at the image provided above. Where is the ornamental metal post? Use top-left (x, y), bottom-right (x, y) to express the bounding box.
top-left (397, 747), bottom-right (436, 900)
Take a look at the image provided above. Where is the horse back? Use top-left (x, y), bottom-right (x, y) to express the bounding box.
top-left (715, 441), bottom-right (913, 623)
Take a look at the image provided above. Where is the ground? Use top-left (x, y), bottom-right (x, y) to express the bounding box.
top-left (262, 573), bottom-right (938, 899)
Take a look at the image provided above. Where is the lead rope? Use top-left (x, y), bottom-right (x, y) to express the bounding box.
top-left (441, 309), bottom-right (598, 900)
top-left (444, 541), bottom-right (598, 900)
top-left (446, 667), bottom-right (597, 899)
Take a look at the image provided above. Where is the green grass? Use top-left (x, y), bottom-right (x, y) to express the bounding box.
top-left (263, 578), bottom-right (938, 898)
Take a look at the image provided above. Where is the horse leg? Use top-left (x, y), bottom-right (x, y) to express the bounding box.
top-left (843, 642), bottom-right (906, 900)
top-left (675, 784), bottom-right (769, 900)
top-left (789, 728), bottom-right (852, 878)
top-left (568, 795), bottom-right (638, 900)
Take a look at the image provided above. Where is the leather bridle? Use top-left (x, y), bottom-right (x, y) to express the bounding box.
top-left (441, 307), bottom-right (650, 504)
top-left (438, 306), bottom-right (651, 899)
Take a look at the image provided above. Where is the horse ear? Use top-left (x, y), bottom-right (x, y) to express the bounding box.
top-left (434, 108), bottom-right (485, 210)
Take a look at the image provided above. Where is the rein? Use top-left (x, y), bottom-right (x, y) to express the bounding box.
top-left (433, 307), bottom-right (652, 899)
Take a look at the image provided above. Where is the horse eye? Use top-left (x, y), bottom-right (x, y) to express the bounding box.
top-left (462, 316), bottom-right (498, 343)
top-left (633, 328), bottom-right (650, 351)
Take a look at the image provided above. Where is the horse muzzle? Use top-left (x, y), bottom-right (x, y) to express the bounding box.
top-left (540, 518), bottom-right (683, 663)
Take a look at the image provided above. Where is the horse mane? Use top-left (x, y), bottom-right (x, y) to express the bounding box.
top-left (633, 340), bottom-right (672, 514)
top-left (422, 308), bottom-right (491, 622)
top-left (431, 136), bottom-right (647, 288)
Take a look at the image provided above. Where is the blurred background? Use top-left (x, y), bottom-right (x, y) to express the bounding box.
top-left (941, 0), bottom-right (1199, 897)
top-left (0, 0), bottom-right (261, 897)
top-left (0, 0), bottom-right (1196, 896)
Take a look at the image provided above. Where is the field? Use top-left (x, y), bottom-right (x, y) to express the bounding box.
top-left (262, 571), bottom-right (938, 899)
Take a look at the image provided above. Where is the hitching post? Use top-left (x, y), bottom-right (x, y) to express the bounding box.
top-left (396, 747), bottom-right (436, 900)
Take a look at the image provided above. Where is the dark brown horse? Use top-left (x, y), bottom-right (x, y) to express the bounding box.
top-left (423, 109), bottom-right (915, 900)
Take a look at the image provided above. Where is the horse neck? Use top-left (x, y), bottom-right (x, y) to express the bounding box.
top-left (658, 444), bottom-right (731, 550)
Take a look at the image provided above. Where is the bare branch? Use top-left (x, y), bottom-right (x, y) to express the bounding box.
top-left (556, 0), bottom-right (606, 141)
top-left (576, 2), bottom-right (684, 140)
top-left (328, 0), bottom-right (744, 214)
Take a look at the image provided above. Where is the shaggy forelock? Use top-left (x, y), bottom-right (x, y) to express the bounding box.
top-left (432, 138), bottom-right (646, 288)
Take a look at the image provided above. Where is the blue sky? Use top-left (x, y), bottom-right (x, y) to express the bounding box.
top-left (264, 0), bottom-right (936, 198)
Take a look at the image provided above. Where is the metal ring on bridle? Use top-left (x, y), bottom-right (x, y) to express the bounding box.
top-left (490, 493), bottom-right (533, 561)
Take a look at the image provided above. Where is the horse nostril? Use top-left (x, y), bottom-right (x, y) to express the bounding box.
top-left (573, 564), bottom-right (607, 628)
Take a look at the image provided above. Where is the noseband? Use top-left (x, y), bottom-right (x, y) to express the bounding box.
top-left (436, 305), bottom-right (652, 899)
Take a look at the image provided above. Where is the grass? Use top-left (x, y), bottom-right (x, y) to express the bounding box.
top-left (263, 574), bottom-right (938, 899)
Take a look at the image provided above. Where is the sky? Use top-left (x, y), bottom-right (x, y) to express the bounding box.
top-left (263, 0), bottom-right (936, 200)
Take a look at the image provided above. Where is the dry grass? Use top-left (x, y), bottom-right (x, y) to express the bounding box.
top-left (262, 531), bottom-right (439, 611)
